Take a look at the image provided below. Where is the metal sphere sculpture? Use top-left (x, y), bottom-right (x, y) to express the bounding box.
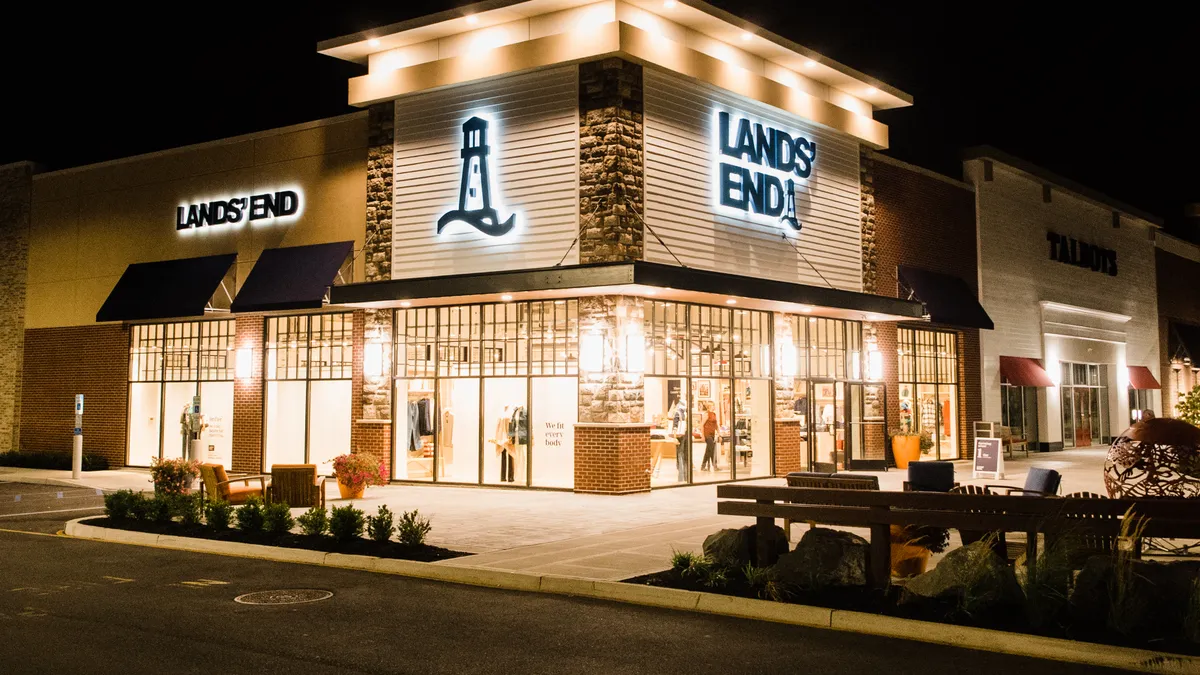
top-left (1104, 417), bottom-right (1200, 498)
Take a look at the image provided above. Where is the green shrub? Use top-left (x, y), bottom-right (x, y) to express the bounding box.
top-left (396, 509), bottom-right (431, 546)
top-left (173, 494), bottom-right (203, 526)
top-left (297, 506), bottom-right (328, 537)
top-left (103, 489), bottom-right (139, 520)
top-left (742, 564), bottom-right (786, 601)
top-left (129, 492), bottom-right (154, 521)
top-left (329, 504), bottom-right (366, 542)
top-left (263, 501), bottom-right (295, 536)
top-left (672, 550), bottom-right (713, 580)
top-left (0, 450), bottom-right (109, 471)
top-left (205, 500), bottom-right (234, 530)
top-left (147, 495), bottom-right (173, 524)
top-left (367, 505), bottom-right (395, 543)
top-left (235, 497), bottom-right (266, 532)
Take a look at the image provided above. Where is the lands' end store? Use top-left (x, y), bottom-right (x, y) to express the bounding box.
top-left (4, 0), bottom-right (992, 493)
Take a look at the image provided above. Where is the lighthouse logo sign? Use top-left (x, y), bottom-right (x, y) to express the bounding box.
top-left (437, 116), bottom-right (516, 237)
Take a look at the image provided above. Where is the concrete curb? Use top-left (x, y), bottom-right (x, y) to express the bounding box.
top-left (63, 517), bottom-right (1200, 674)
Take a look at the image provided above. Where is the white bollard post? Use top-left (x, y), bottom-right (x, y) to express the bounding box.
top-left (72, 433), bottom-right (83, 479)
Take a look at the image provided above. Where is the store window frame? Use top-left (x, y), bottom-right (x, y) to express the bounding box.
top-left (1128, 388), bottom-right (1154, 425)
top-left (644, 300), bottom-right (775, 485)
top-left (1059, 361), bottom-right (1110, 448)
top-left (897, 326), bottom-right (960, 460)
top-left (393, 300), bottom-right (580, 489)
top-left (126, 318), bottom-right (235, 466)
top-left (1000, 382), bottom-right (1039, 449)
top-left (263, 312), bottom-right (354, 465)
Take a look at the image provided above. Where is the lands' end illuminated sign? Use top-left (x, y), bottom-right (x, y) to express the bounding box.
top-left (715, 111), bottom-right (817, 231)
top-left (176, 190), bottom-right (301, 231)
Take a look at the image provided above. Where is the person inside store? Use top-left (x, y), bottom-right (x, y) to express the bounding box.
top-left (700, 408), bottom-right (718, 471)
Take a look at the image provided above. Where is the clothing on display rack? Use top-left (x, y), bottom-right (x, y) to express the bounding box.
top-left (792, 395), bottom-right (808, 413)
top-left (942, 399), bottom-right (951, 438)
top-left (417, 397), bottom-right (436, 436)
top-left (919, 396), bottom-right (937, 432)
top-left (491, 405), bottom-right (528, 483)
top-left (407, 397), bottom-right (437, 452)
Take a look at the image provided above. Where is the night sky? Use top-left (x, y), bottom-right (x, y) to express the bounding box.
top-left (3, 2), bottom-right (1197, 239)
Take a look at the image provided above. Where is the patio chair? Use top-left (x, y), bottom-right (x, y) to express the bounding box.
top-left (949, 484), bottom-right (1009, 559)
top-left (270, 464), bottom-right (327, 509)
top-left (989, 466), bottom-right (1061, 497)
top-left (199, 463), bottom-right (268, 505)
top-left (1051, 491), bottom-right (1138, 566)
top-left (903, 460), bottom-right (957, 492)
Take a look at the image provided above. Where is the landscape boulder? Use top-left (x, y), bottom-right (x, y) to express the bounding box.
top-left (900, 541), bottom-right (1022, 614)
top-left (772, 527), bottom-right (869, 589)
top-left (702, 523), bottom-right (789, 568)
top-left (1070, 555), bottom-right (1200, 640)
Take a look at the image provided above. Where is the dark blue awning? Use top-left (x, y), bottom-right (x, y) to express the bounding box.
top-left (96, 253), bottom-right (236, 322)
top-left (231, 241), bottom-right (354, 313)
top-left (898, 265), bottom-right (994, 330)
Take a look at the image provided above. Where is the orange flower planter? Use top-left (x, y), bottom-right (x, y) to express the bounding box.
top-left (891, 435), bottom-right (922, 469)
top-left (337, 480), bottom-right (365, 500)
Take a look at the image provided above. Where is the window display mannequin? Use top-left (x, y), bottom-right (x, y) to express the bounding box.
top-left (492, 404), bottom-right (528, 483)
top-left (671, 400), bottom-right (689, 481)
top-left (700, 409), bottom-right (718, 471)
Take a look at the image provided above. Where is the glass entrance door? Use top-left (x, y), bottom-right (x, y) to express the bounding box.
top-left (810, 380), bottom-right (845, 471)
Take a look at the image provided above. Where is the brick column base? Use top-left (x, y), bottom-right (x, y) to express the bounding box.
top-left (352, 420), bottom-right (392, 478)
top-left (773, 418), bottom-right (803, 477)
top-left (573, 423), bottom-right (651, 494)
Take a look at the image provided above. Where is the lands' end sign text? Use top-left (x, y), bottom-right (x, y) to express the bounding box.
top-left (715, 111), bottom-right (816, 231)
top-left (176, 190), bottom-right (301, 231)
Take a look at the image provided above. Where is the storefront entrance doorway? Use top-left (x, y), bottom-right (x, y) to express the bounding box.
top-left (1060, 362), bottom-right (1109, 448)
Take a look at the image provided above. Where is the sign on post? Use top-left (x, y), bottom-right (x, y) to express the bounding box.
top-left (192, 395), bottom-right (201, 414)
top-left (973, 437), bottom-right (1004, 480)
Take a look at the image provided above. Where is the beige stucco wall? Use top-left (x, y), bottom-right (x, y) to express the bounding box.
top-left (27, 113), bottom-right (368, 329)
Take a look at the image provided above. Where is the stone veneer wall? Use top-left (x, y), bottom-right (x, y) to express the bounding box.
top-left (578, 295), bottom-right (645, 423)
top-left (366, 102), bottom-right (395, 281)
top-left (21, 325), bottom-right (128, 466)
top-left (574, 424), bottom-right (651, 494)
top-left (0, 162), bottom-right (33, 451)
top-left (860, 149), bottom-right (878, 294)
top-left (578, 58), bottom-right (644, 264)
top-left (232, 315), bottom-right (264, 473)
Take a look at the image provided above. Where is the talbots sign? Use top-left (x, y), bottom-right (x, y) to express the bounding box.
top-left (714, 111), bottom-right (817, 231)
top-left (1046, 231), bottom-right (1117, 276)
top-left (176, 190), bottom-right (301, 231)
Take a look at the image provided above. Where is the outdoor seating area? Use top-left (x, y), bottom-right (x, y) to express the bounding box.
top-left (198, 463), bottom-right (327, 508)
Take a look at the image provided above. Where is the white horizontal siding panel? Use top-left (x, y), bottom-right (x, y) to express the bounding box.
top-left (643, 68), bottom-right (863, 291)
top-left (392, 66), bottom-right (579, 278)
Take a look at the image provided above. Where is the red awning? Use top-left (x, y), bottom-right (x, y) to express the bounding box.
top-left (1128, 365), bottom-right (1161, 390)
top-left (999, 356), bottom-right (1055, 387)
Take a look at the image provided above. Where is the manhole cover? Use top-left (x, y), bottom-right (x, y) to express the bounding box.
top-left (234, 589), bottom-right (333, 605)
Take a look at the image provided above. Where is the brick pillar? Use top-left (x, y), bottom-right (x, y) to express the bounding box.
top-left (579, 58), bottom-right (644, 264)
top-left (773, 418), bottom-right (802, 476)
top-left (574, 424), bottom-right (651, 494)
top-left (351, 309), bottom-right (392, 476)
top-left (0, 162), bottom-right (33, 452)
top-left (232, 315), bottom-right (264, 473)
top-left (960, 328), bottom-right (982, 459)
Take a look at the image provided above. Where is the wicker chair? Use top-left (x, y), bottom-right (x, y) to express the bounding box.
top-left (269, 464), bottom-right (327, 509)
top-left (199, 463), bottom-right (268, 505)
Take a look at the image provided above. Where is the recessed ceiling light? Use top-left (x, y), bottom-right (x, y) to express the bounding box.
top-left (726, 298), bottom-right (737, 305)
top-left (501, 294), bottom-right (514, 302)
top-left (804, 60), bottom-right (817, 69)
top-left (864, 86), bottom-right (877, 96)
top-left (466, 14), bottom-right (479, 24)
top-left (799, 305), bottom-right (813, 313)
top-left (740, 32), bottom-right (752, 41)
top-left (368, 38), bottom-right (380, 48)
top-left (399, 301), bottom-right (412, 308)
top-left (663, 0), bottom-right (676, 7)
top-left (646, 289), bottom-right (658, 296)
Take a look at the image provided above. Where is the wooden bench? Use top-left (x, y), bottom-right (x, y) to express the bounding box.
top-left (1001, 427), bottom-right (1030, 458)
top-left (783, 472), bottom-right (879, 538)
top-left (717, 484), bottom-right (1200, 588)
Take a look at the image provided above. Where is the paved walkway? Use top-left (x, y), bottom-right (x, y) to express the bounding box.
top-left (2, 447), bottom-right (1111, 581)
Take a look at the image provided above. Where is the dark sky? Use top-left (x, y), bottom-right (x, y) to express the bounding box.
top-left (4, 2), bottom-right (1197, 238)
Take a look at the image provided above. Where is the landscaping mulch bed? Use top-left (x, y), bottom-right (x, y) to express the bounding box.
top-left (626, 568), bottom-right (1200, 657)
top-left (85, 517), bottom-right (469, 563)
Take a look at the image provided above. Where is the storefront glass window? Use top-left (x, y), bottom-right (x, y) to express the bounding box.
top-left (393, 300), bottom-right (578, 488)
top-left (1001, 383), bottom-right (1038, 447)
top-left (264, 313), bottom-right (353, 471)
top-left (897, 327), bottom-right (959, 460)
top-left (646, 377), bottom-right (689, 486)
top-left (127, 320), bottom-right (234, 467)
top-left (1059, 360), bottom-right (1110, 448)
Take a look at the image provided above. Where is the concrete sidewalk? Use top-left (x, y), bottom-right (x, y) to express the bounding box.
top-left (6, 447), bottom-right (1111, 581)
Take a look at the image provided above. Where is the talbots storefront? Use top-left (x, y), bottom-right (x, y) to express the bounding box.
top-left (3, 0), bottom-right (980, 493)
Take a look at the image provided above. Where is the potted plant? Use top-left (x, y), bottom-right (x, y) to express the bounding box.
top-left (149, 457), bottom-right (201, 496)
top-left (889, 523), bottom-right (950, 578)
top-left (919, 431), bottom-right (934, 456)
top-left (331, 452), bottom-right (387, 499)
top-left (889, 426), bottom-right (922, 469)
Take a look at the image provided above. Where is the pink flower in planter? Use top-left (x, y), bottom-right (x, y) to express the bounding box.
top-left (331, 453), bottom-right (388, 490)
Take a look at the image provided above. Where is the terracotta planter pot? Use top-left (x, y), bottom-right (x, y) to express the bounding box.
top-left (891, 435), bottom-right (922, 469)
top-left (890, 542), bottom-right (931, 578)
top-left (337, 479), bottom-right (365, 500)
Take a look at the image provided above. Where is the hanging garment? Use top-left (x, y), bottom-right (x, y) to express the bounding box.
top-left (942, 399), bottom-right (951, 438)
top-left (417, 397), bottom-right (436, 436)
top-left (407, 402), bottom-right (423, 452)
top-left (793, 395), bottom-right (808, 413)
top-left (920, 397), bottom-right (937, 431)
top-left (442, 409), bottom-right (454, 447)
top-left (509, 406), bottom-right (529, 446)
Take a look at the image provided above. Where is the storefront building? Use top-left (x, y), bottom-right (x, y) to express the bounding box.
top-left (1156, 226), bottom-right (1200, 417)
top-left (967, 148), bottom-right (1162, 451)
top-left (0, 0), bottom-right (1006, 493)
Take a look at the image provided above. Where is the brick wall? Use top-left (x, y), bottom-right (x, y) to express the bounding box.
top-left (773, 418), bottom-right (802, 476)
top-left (232, 314), bottom-right (264, 473)
top-left (351, 310), bottom-right (391, 476)
top-left (579, 58), bottom-right (644, 263)
top-left (0, 162), bottom-right (33, 452)
top-left (870, 152), bottom-right (983, 460)
top-left (21, 324), bottom-right (128, 466)
top-left (573, 424), bottom-right (651, 494)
